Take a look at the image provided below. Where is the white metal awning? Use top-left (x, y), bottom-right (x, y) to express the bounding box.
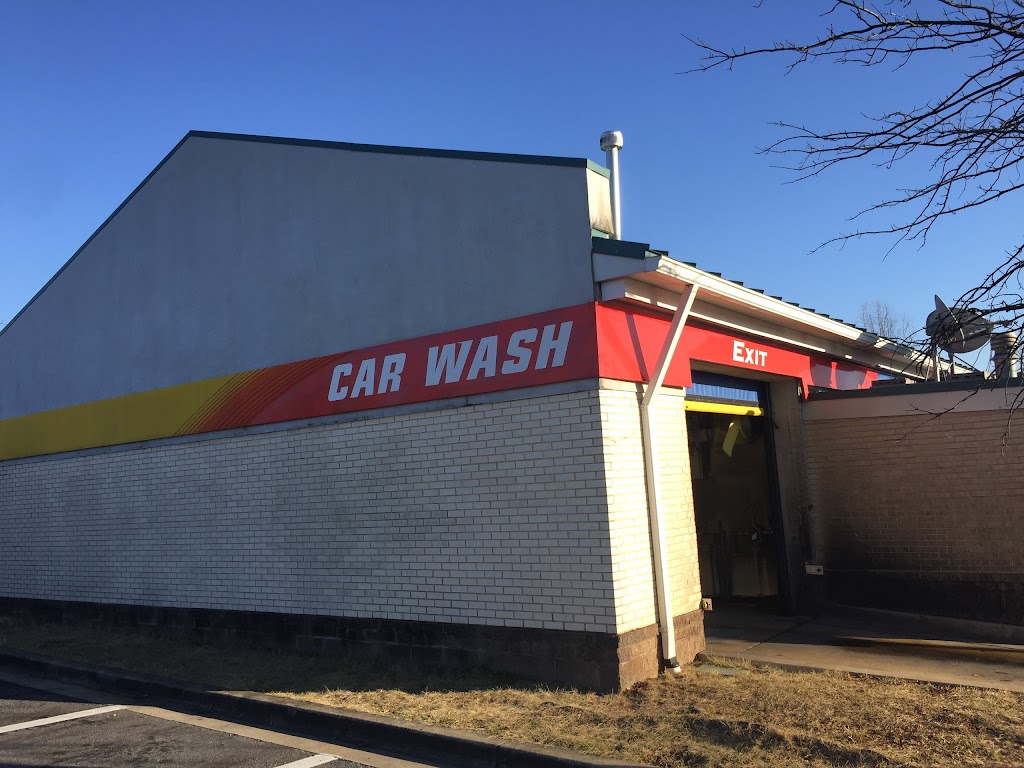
top-left (593, 248), bottom-right (941, 380)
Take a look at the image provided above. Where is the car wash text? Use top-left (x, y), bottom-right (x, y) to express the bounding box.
top-left (328, 321), bottom-right (574, 401)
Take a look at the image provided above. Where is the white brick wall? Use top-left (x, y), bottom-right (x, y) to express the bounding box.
top-left (651, 392), bottom-right (702, 619)
top-left (599, 385), bottom-right (657, 633)
top-left (1, 382), bottom-right (705, 638)
top-left (0, 389), bottom-right (617, 633)
top-left (598, 384), bottom-right (701, 634)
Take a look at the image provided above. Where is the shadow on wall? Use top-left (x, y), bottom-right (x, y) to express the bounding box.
top-left (825, 571), bottom-right (1024, 626)
top-left (0, 614), bottom-right (544, 697)
top-left (820, 525), bottom-right (1024, 625)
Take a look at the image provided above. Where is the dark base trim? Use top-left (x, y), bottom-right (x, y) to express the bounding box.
top-left (0, 597), bottom-right (706, 692)
top-left (826, 572), bottom-right (1024, 626)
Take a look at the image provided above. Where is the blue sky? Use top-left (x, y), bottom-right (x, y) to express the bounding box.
top-left (1, 1), bottom-right (1017, 365)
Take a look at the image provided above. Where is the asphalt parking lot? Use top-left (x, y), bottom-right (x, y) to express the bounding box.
top-left (0, 676), bottom-right (427, 768)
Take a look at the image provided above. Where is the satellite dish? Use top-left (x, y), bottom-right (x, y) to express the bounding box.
top-left (925, 295), bottom-right (992, 354)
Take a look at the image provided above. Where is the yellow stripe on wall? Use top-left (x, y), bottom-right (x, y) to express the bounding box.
top-left (684, 400), bottom-right (764, 417)
top-left (0, 374), bottom-right (238, 462)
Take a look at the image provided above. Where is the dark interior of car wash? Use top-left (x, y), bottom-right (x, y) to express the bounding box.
top-left (686, 371), bottom-right (783, 603)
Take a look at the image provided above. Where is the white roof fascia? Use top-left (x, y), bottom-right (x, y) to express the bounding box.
top-left (601, 277), bottom-right (922, 378)
top-left (594, 252), bottom-right (930, 377)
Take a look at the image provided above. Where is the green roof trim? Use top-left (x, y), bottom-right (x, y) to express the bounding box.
top-left (591, 237), bottom-right (668, 260)
top-left (190, 130), bottom-right (596, 170)
top-left (592, 238), bottom-right (650, 259)
top-left (586, 159), bottom-right (610, 178)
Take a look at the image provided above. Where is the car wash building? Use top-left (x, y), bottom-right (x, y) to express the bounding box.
top-left (0, 132), bottom-right (925, 691)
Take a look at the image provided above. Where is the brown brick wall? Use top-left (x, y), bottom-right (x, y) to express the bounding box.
top-left (804, 403), bottom-right (1024, 624)
top-left (615, 609), bottom-right (706, 690)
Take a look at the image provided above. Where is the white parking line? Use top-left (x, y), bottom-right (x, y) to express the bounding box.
top-left (0, 669), bottom-right (441, 767)
top-left (273, 756), bottom-right (338, 768)
top-left (0, 704), bottom-right (124, 734)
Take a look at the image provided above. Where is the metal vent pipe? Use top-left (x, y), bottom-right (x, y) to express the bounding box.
top-left (991, 331), bottom-right (1019, 379)
top-left (600, 131), bottom-right (623, 239)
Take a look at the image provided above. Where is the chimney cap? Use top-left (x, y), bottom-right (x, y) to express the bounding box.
top-left (600, 131), bottom-right (624, 152)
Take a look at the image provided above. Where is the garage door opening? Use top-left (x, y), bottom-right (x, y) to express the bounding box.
top-left (686, 372), bottom-right (782, 605)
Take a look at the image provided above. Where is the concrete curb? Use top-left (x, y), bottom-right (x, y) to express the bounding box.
top-left (0, 648), bottom-right (649, 768)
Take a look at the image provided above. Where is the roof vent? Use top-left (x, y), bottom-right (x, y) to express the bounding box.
top-left (991, 331), bottom-right (1019, 380)
top-left (600, 131), bottom-right (623, 240)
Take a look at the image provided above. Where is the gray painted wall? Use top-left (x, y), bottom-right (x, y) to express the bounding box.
top-left (0, 136), bottom-right (597, 419)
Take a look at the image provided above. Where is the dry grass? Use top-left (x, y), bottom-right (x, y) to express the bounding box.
top-left (2, 619), bottom-right (1023, 767)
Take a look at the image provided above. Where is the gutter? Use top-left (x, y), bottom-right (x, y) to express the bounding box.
top-left (639, 281), bottom-right (698, 672)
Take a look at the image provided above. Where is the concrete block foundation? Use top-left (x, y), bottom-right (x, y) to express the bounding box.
top-left (0, 597), bottom-right (704, 693)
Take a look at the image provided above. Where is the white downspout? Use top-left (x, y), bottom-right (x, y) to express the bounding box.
top-left (640, 282), bottom-right (698, 672)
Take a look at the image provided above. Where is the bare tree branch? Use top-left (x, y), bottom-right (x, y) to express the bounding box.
top-left (860, 299), bottom-right (916, 339)
top-left (690, 0), bottom-right (1024, 376)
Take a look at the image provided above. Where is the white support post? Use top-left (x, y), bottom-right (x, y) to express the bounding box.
top-left (639, 282), bottom-right (698, 671)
